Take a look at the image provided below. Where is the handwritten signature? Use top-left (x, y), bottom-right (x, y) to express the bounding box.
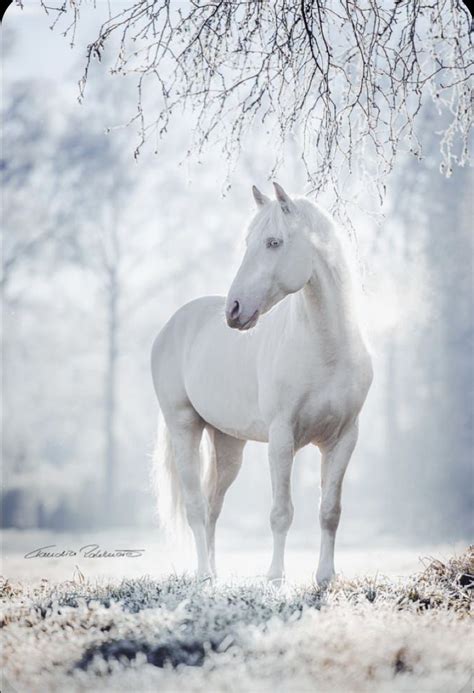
top-left (24, 544), bottom-right (145, 559)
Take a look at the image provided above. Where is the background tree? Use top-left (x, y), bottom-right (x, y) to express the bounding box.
top-left (1, 81), bottom-right (77, 295)
top-left (1, 45), bottom-right (244, 529)
top-left (361, 98), bottom-right (473, 540)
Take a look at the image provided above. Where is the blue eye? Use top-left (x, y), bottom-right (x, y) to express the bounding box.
top-left (266, 237), bottom-right (282, 249)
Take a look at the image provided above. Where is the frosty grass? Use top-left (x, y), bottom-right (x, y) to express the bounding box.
top-left (1, 547), bottom-right (472, 692)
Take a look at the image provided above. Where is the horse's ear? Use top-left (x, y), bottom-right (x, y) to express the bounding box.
top-left (273, 182), bottom-right (293, 214)
top-left (252, 185), bottom-right (270, 208)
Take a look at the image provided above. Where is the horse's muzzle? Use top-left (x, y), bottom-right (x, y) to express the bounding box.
top-left (226, 300), bottom-right (241, 328)
top-left (226, 302), bottom-right (259, 330)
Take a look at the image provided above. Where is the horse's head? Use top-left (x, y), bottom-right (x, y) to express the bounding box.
top-left (225, 183), bottom-right (313, 330)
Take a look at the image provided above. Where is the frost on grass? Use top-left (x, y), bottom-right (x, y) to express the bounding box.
top-left (1, 548), bottom-right (472, 692)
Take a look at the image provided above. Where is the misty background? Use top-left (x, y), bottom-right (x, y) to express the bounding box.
top-left (2, 2), bottom-right (472, 559)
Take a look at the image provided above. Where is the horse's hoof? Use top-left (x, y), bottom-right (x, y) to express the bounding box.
top-left (196, 573), bottom-right (214, 585)
top-left (267, 573), bottom-right (285, 588)
top-left (315, 570), bottom-right (335, 589)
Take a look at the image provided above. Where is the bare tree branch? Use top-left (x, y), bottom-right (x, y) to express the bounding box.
top-left (31, 0), bottom-right (472, 220)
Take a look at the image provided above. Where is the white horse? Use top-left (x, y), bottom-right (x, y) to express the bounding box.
top-left (151, 183), bottom-right (372, 585)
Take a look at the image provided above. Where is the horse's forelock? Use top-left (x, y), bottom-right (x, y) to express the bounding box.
top-left (245, 201), bottom-right (292, 243)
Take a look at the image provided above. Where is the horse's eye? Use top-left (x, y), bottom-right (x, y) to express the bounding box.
top-left (266, 237), bottom-right (282, 249)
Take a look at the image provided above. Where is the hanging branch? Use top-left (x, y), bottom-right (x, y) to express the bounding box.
top-left (35, 0), bottom-right (472, 216)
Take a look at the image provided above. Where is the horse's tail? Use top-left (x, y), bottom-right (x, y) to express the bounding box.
top-left (151, 416), bottom-right (217, 541)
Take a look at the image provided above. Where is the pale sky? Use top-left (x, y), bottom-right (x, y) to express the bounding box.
top-left (3, 0), bottom-right (110, 88)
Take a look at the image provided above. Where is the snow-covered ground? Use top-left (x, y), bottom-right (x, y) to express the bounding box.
top-left (1, 527), bottom-right (467, 583)
top-left (1, 531), bottom-right (472, 693)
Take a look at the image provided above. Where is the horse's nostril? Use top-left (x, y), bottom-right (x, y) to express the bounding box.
top-left (230, 300), bottom-right (240, 320)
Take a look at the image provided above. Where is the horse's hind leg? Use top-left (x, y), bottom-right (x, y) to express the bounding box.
top-left (168, 410), bottom-right (212, 578)
top-left (206, 430), bottom-right (246, 576)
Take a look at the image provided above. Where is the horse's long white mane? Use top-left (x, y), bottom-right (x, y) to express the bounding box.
top-left (297, 199), bottom-right (368, 342)
top-left (295, 198), bottom-right (359, 280)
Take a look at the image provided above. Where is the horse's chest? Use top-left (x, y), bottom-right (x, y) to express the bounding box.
top-left (295, 381), bottom-right (352, 446)
top-left (260, 351), bottom-right (367, 447)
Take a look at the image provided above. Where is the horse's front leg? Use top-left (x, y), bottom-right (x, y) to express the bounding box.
top-left (267, 420), bottom-right (295, 583)
top-left (316, 421), bottom-right (359, 587)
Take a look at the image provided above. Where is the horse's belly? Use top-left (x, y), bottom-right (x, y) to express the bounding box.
top-left (183, 312), bottom-right (268, 442)
top-left (199, 408), bottom-right (268, 442)
top-left (186, 373), bottom-right (268, 442)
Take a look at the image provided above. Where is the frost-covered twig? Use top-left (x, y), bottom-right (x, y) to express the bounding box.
top-left (29, 0), bottom-right (473, 218)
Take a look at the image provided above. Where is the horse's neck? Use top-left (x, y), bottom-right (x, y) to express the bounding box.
top-left (294, 240), bottom-right (361, 357)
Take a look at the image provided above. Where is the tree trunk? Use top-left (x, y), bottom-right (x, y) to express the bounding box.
top-left (104, 268), bottom-right (118, 520)
top-left (385, 335), bottom-right (401, 494)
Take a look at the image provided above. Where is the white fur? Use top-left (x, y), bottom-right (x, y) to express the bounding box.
top-left (151, 184), bottom-right (373, 584)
